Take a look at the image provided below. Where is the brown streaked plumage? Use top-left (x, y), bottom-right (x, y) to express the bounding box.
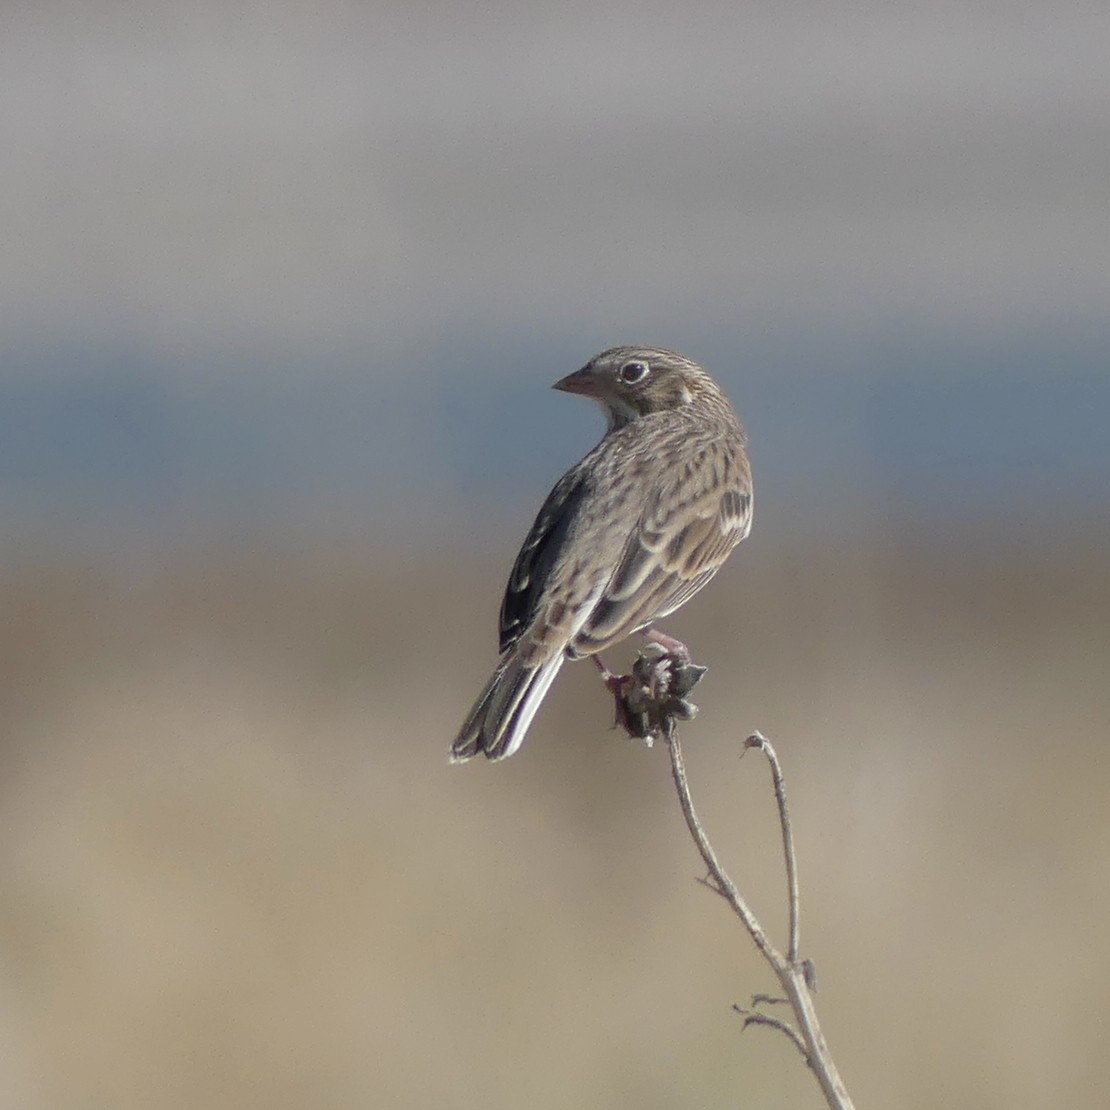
top-left (451, 346), bottom-right (752, 762)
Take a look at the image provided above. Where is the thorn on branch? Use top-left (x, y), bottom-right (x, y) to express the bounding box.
top-left (802, 958), bottom-right (818, 992)
top-left (695, 874), bottom-right (728, 900)
top-left (732, 1004), bottom-right (809, 1059)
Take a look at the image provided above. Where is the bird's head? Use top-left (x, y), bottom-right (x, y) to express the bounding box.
top-left (553, 346), bottom-right (716, 429)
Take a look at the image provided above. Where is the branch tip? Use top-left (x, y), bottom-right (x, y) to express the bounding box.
top-left (744, 729), bottom-right (769, 752)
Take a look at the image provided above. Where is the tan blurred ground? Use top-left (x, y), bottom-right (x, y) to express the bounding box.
top-left (1, 536), bottom-right (1108, 1109)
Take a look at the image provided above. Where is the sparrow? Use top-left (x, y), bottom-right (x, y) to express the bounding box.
top-left (450, 346), bottom-right (752, 762)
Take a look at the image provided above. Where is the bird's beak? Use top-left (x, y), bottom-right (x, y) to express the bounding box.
top-left (552, 367), bottom-right (600, 397)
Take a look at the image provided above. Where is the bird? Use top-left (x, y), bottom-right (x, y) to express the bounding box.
top-left (450, 346), bottom-right (752, 763)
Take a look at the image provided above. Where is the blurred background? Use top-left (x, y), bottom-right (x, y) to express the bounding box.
top-left (2, 1), bottom-right (1109, 1106)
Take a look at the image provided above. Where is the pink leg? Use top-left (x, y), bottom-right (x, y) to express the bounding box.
top-left (641, 626), bottom-right (691, 661)
top-left (591, 654), bottom-right (631, 727)
top-left (590, 654), bottom-right (614, 680)
top-left (591, 654), bottom-right (625, 695)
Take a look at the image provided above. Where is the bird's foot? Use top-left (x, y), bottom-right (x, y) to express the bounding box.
top-left (641, 626), bottom-right (692, 663)
top-left (595, 643), bottom-right (708, 746)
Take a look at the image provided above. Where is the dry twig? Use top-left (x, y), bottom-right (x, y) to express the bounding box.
top-left (608, 648), bottom-right (856, 1110)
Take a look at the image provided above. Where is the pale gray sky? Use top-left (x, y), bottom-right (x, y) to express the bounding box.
top-left (5, 0), bottom-right (1108, 377)
top-left (1, 0), bottom-right (1107, 553)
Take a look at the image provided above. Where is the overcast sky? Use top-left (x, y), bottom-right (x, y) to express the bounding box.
top-left (1, 1), bottom-right (1107, 552)
top-left (5, 0), bottom-right (1108, 376)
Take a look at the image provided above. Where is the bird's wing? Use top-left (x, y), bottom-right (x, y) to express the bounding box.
top-left (571, 438), bottom-right (751, 655)
top-left (498, 465), bottom-right (590, 654)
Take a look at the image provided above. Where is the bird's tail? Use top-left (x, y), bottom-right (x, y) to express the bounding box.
top-left (450, 651), bottom-right (564, 762)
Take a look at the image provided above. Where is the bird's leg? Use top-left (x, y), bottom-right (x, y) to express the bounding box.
top-left (591, 654), bottom-right (638, 733)
top-left (641, 626), bottom-right (691, 662)
top-left (590, 654), bottom-right (616, 682)
top-left (591, 653), bottom-right (627, 701)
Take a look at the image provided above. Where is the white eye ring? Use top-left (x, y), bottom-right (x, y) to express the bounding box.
top-left (618, 360), bottom-right (649, 384)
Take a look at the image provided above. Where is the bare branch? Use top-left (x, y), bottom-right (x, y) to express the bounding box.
top-left (663, 717), bottom-right (782, 969)
top-left (604, 646), bottom-right (858, 1109)
top-left (665, 721), bottom-right (857, 1110)
top-left (745, 731), bottom-right (801, 963)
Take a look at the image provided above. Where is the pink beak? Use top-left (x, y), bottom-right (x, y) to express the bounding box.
top-left (552, 367), bottom-right (600, 396)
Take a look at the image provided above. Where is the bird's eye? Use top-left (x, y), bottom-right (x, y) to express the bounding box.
top-left (618, 360), bottom-right (649, 384)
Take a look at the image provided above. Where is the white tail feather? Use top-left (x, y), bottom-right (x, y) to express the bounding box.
top-left (450, 653), bottom-right (565, 762)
